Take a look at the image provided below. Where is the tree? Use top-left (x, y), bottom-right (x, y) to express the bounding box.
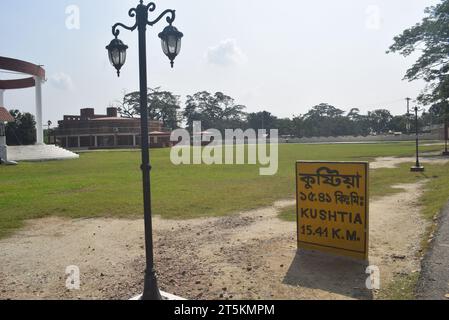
top-left (303, 103), bottom-right (345, 119)
top-left (388, 115), bottom-right (408, 133)
top-left (388, 0), bottom-right (449, 150)
top-left (214, 92), bottom-right (246, 130)
top-left (429, 100), bottom-right (449, 125)
top-left (301, 103), bottom-right (349, 137)
top-left (347, 108), bottom-right (361, 121)
top-left (275, 118), bottom-right (295, 136)
top-left (6, 110), bottom-right (36, 145)
top-left (246, 111), bottom-right (277, 131)
top-left (368, 109), bottom-right (393, 134)
top-left (346, 108), bottom-right (370, 136)
top-left (388, 0), bottom-right (449, 107)
top-left (117, 88), bottom-right (181, 130)
top-left (291, 115), bottom-right (303, 138)
top-left (150, 89), bottom-right (182, 130)
top-left (183, 91), bottom-right (246, 132)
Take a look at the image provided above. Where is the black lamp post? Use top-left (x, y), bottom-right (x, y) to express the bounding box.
top-left (443, 121), bottom-right (449, 156)
top-left (410, 106), bottom-right (425, 173)
top-left (106, 1), bottom-right (183, 301)
top-left (46, 121), bottom-right (52, 144)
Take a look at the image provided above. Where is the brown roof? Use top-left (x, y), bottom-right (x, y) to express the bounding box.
top-left (0, 107), bottom-right (14, 122)
top-left (92, 117), bottom-right (138, 121)
top-left (150, 131), bottom-right (171, 136)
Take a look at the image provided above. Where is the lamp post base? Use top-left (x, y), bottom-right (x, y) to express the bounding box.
top-left (411, 166), bottom-right (425, 172)
top-left (141, 270), bottom-right (163, 300)
top-left (131, 291), bottom-right (186, 301)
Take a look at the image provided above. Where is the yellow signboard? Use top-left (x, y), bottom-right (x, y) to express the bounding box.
top-left (296, 161), bottom-right (369, 260)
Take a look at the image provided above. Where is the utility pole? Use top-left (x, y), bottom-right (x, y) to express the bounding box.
top-left (411, 106), bottom-right (425, 172)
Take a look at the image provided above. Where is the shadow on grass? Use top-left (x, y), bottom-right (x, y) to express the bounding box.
top-left (283, 250), bottom-right (373, 300)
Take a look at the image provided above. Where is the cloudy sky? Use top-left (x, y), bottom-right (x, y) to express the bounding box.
top-left (0, 0), bottom-right (440, 125)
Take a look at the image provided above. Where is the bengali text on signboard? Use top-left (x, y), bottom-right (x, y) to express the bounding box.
top-left (296, 161), bottom-right (369, 260)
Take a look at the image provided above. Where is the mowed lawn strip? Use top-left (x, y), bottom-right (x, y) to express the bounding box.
top-left (0, 142), bottom-right (443, 238)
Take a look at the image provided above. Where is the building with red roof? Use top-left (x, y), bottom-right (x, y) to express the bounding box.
top-left (0, 107), bottom-right (14, 123)
top-left (55, 107), bottom-right (172, 149)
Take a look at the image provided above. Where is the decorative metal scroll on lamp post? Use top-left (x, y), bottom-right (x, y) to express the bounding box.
top-left (106, 0), bottom-right (183, 300)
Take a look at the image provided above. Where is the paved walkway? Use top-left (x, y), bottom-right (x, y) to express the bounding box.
top-left (417, 203), bottom-right (449, 300)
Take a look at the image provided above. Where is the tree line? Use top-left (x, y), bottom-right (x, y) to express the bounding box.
top-left (5, 92), bottom-right (432, 147)
top-left (115, 89), bottom-right (434, 137)
top-left (6, 0), bottom-right (449, 145)
top-left (116, 0), bottom-right (449, 139)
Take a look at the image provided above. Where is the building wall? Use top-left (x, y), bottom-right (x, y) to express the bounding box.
top-left (58, 134), bottom-right (171, 149)
top-left (55, 108), bottom-right (172, 149)
top-left (280, 133), bottom-right (441, 144)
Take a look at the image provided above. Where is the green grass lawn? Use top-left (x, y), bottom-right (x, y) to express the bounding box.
top-left (0, 142), bottom-right (445, 239)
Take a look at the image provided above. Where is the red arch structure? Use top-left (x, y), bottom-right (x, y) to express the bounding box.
top-left (0, 56), bottom-right (46, 144)
top-left (0, 57), bottom-right (45, 90)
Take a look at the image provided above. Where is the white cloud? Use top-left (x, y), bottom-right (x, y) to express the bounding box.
top-left (48, 72), bottom-right (74, 91)
top-left (206, 39), bottom-right (247, 66)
